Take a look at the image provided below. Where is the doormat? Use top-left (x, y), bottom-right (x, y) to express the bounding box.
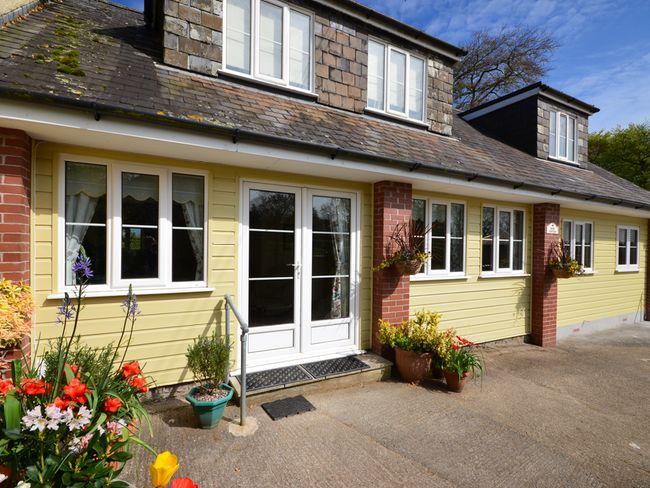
top-left (302, 356), bottom-right (369, 378)
top-left (237, 365), bottom-right (312, 392)
top-left (262, 395), bottom-right (315, 420)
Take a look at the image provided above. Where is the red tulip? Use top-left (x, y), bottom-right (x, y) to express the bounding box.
top-left (104, 396), bottom-right (122, 413)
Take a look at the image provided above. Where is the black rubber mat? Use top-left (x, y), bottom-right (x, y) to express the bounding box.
top-left (262, 395), bottom-right (315, 420)
top-left (302, 356), bottom-right (369, 378)
top-left (237, 365), bottom-right (311, 391)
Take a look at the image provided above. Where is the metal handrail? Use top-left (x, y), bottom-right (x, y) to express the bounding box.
top-left (224, 294), bottom-right (249, 427)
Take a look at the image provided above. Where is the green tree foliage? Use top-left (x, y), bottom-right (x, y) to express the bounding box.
top-left (589, 123), bottom-right (650, 190)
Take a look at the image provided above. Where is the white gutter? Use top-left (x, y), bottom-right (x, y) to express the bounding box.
top-left (2, 98), bottom-right (649, 219)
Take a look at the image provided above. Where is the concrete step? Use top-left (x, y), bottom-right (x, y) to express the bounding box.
top-left (229, 353), bottom-right (391, 405)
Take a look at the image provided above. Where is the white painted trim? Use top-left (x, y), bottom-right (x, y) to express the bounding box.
top-left (616, 224), bottom-right (640, 272)
top-left (549, 110), bottom-right (578, 164)
top-left (561, 219), bottom-right (594, 272)
top-left (231, 346), bottom-right (365, 375)
top-left (47, 287), bottom-right (215, 300)
top-left (461, 87), bottom-right (541, 121)
top-left (481, 205), bottom-right (527, 275)
top-left (4, 99), bottom-right (650, 219)
top-left (410, 274), bottom-right (469, 282)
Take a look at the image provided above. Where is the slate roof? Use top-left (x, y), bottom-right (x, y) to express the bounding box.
top-left (1, 0), bottom-right (649, 209)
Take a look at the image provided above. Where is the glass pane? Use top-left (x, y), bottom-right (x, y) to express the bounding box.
top-left (312, 196), bottom-right (350, 233)
top-left (367, 40), bottom-right (385, 110)
top-left (249, 231), bottom-right (294, 278)
top-left (431, 238), bottom-right (446, 270)
top-left (408, 57), bottom-right (424, 120)
top-left (563, 221), bottom-right (572, 256)
top-left (585, 223), bottom-right (592, 245)
top-left (259, 1), bottom-right (283, 79)
top-left (498, 241), bottom-right (510, 269)
top-left (499, 211), bottom-right (511, 240)
top-left (559, 115), bottom-right (567, 158)
top-left (630, 229), bottom-right (639, 246)
top-left (412, 199), bottom-right (426, 253)
top-left (249, 279), bottom-right (293, 326)
top-left (513, 241), bottom-right (523, 271)
top-left (450, 238), bottom-right (463, 272)
top-left (226, 0), bottom-right (251, 73)
top-left (630, 229), bottom-right (639, 265)
top-left (249, 190), bottom-right (295, 230)
top-left (568, 117), bottom-right (575, 161)
top-left (575, 224), bottom-right (584, 247)
top-left (65, 162), bottom-right (106, 223)
top-left (312, 234), bottom-right (350, 276)
top-left (289, 10), bottom-right (310, 89)
top-left (173, 229), bottom-right (204, 281)
top-left (122, 172), bottom-right (158, 226)
top-left (172, 174), bottom-right (204, 227)
top-left (311, 277), bottom-right (349, 320)
top-left (482, 207), bottom-right (494, 239)
top-left (388, 50), bottom-right (406, 113)
top-left (584, 244), bottom-right (591, 269)
top-left (618, 245), bottom-right (627, 265)
top-left (549, 111), bottom-right (556, 156)
top-left (121, 227), bottom-right (158, 279)
top-left (482, 239), bottom-right (493, 272)
top-left (65, 225), bottom-right (106, 286)
top-left (514, 211), bottom-right (524, 240)
top-left (630, 246), bottom-right (638, 265)
top-left (431, 204), bottom-right (446, 237)
top-left (450, 203), bottom-right (464, 238)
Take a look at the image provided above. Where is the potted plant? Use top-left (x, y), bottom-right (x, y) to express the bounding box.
top-left (0, 279), bottom-right (32, 371)
top-left (548, 240), bottom-right (583, 278)
top-left (442, 336), bottom-right (484, 392)
top-left (374, 221), bottom-right (431, 275)
top-left (185, 330), bottom-right (233, 429)
top-left (378, 311), bottom-right (445, 383)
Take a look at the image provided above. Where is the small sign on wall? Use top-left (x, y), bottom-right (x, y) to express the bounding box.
top-left (546, 223), bottom-right (559, 235)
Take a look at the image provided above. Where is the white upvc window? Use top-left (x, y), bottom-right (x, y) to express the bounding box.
top-left (58, 157), bottom-right (208, 293)
top-left (549, 110), bottom-right (577, 163)
top-left (481, 206), bottom-right (525, 275)
top-left (616, 225), bottom-right (640, 272)
top-left (224, 0), bottom-right (313, 92)
top-left (562, 220), bottom-right (593, 271)
top-left (367, 38), bottom-right (426, 122)
top-left (412, 198), bottom-right (466, 276)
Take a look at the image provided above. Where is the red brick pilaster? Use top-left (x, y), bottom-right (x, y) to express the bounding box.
top-left (531, 203), bottom-right (560, 346)
top-left (0, 128), bottom-right (31, 284)
top-left (645, 220), bottom-right (650, 321)
top-left (372, 181), bottom-right (412, 355)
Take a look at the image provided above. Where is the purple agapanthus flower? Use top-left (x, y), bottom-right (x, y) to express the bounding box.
top-left (71, 256), bottom-right (94, 280)
top-left (56, 294), bottom-right (75, 325)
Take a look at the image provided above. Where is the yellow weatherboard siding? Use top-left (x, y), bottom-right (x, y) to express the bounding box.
top-left (32, 143), bottom-right (372, 387)
top-left (409, 193), bottom-right (532, 343)
top-left (557, 209), bottom-right (646, 328)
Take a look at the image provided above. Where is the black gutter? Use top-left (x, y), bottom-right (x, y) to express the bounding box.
top-left (2, 86), bottom-right (647, 211)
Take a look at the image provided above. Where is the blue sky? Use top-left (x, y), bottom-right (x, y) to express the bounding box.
top-left (115, 0), bottom-right (649, 131)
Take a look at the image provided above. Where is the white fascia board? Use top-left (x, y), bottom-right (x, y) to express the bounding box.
top-left (2, 98), bottom-right (649, 219)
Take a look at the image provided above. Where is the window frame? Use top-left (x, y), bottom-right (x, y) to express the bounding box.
top-left (616, 225), bottom-right (640, 272)
top-left (223, 0), bottom-right (315, 94)
top-left (366, 37), bottom-right (427, 123)
top-left (57, 155), bottom-right (209, 294)
top-left (412, 197), bottom-right (466, 277)
top-left (562, 219), bottom-right (594, 272)
top-left (481, 205), bottom-right (526, 276)
top-left (549, 110), bottom-right (578, 163)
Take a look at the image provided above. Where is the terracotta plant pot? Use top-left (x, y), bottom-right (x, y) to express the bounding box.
top-left (443, 370), bottom-right (469, 392)
top-left (395, 348), bottom-right (432, 383)
top-left (552, 268), bottom-right (574, 279)
top-left (394, 259), bottom-right (424, 276)
top-left (0, 465), bottom-right (11, 487)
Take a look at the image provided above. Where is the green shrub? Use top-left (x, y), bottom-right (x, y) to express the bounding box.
top-left (186, 330), bottom-right (231, 392)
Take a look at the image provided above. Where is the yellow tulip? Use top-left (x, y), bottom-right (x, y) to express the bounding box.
top-left (150, 451), bottom-right (179, 487)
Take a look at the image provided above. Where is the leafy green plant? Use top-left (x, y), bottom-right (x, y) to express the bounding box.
top-left (548, 240), bottom-right (583, 277)
top-left (374, 221), bottom-right (430, 272)
top-left (444, 336), bottom-right (485, 380)
top-left (0, 279), bottom-right (33, 348)
top-left (186, 330), bottom-right (230, 394)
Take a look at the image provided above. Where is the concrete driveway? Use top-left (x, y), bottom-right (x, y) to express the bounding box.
top-left (124, 325), bottom-right (650, 487)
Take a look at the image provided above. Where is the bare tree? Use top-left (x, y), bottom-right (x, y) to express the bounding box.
top-left (454, 27), bottom-right (559, 111)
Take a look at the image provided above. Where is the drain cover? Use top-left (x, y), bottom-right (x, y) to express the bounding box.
top-left (262, 395), bottom-right (315, 420)
top-left (302, 356), bottom-right (369, 378)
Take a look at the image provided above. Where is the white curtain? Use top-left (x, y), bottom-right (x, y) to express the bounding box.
top-left (65, 192), bottom-right (99, 284)
top-left (327, 198), bottom-right (350, 319)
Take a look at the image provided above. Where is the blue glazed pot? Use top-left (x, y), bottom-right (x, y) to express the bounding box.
top-left (185, 383), bottom-right (234, 429)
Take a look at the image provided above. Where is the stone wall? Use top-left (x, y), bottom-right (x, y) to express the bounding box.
top-left (537, 97), bottom-right (589, 165)
top-left (426, 57), bottom-right (453, 136)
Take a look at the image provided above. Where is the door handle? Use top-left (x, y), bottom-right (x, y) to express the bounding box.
top-left (287, 263), bottom-right (301, 278)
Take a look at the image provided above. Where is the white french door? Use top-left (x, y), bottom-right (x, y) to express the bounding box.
top-left (241, 182), bottom-right (358, 369)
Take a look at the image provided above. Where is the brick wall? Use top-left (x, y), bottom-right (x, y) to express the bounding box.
top-left (531, 203), bottom-right (560, 347)
top-left (0, 128), bottom-right (31, 285)
top-left (537, 98), bottom-right (589, 165)
top-left (372, 181), bottom-right (412, 355)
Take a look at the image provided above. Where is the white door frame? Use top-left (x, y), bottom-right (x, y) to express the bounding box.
top-left (238, 179), bottom-right (362, 372)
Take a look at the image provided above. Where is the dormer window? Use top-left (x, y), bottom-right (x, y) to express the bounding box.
top-left (549, 111), bottom-right (576, 163)
top-left (367, 39), bottom-right (426, 123)
top-left (224, 0), bottom-right (313, 92)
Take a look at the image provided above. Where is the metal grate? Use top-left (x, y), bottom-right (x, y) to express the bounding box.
top-left (237, 365), bottom-right (312, 392)
top-left (302, 356), bottom-right (369, 378)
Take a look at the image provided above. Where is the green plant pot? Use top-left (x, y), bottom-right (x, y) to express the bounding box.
top-left (185, 383), bottom-right (234, 429)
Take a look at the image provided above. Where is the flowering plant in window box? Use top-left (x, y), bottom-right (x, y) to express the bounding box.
top-left (0, 256), bottom-right (157, 487)
top-left (548, 240), bottom-right (583, 278)
top-left (0, 279), bottom-right (33, 365)
top-left (373, 221), bottom-right (430, 275)
top-left (442, 336), bottom-right (484, 392)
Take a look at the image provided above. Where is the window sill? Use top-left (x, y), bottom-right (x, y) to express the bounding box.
top-left (410, 274), bottom-right (469, 282)
top-left (615, 268), bottom-right (639, 274)
top-left (47, 286), bottom-right (215, 300)
top-left (217, 69), bottom-right (319, 100)
top-left (479, 273), bottom-right (530, 279)
top-left (364, 107), bottom-right (429, 128)
top-left (548, 156), bottom-right (580, 167)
